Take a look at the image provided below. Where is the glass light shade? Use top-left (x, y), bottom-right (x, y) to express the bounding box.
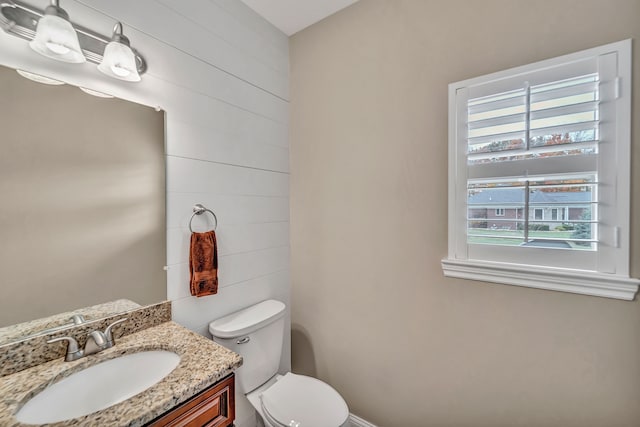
top-left (29, 15), bottom-right (85, 63)
top-left (98, 41), bottom-right (141, 82)
top-left (16, 69), bottom-right (65, 85)
top-left (79, 87), bottom-right (114, 98)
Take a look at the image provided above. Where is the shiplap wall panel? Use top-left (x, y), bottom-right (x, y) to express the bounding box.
top-left (39, 2), bottom-right (289, 122)
top-left (1, 3), bottom-right (291, 417)
top-left (161, 88), bottom-right (288, 152)
top-left (156, 0), bottom-right (288, 74)
top-left (168, 102), bottom-right (288, 151)
top-left (76, 0), bottom-right (289, 99)
top-left (166, 193), bottom-right (289, 228)
top-left (166, 156), bottom-right (289, 196)
top-left (172, 269), bottom-right (290, 333)
top-left (166, 119), bottom-right (289, 172)
top-left (167, 222), bottom-right (290, 265)
top-left (167, 246), bottom-right (290, 301)
top-left (115, 28), bottom-right (288, 123)
top-left (212, 0), bottom-right (289, 55)
top-left (139, 40), bottom-right (288, 123)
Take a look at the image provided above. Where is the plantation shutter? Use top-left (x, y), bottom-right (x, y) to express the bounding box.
top-left (455, 52), bottom-right (620, 272)
top-left (444, 40), bottom-right (637, 299)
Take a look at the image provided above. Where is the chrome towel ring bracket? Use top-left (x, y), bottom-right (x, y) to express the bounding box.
top-left (189, 204), bottom-right (218, 233)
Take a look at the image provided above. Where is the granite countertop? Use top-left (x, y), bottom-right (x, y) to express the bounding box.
top-left (0, 321), bottom-right (242, 427)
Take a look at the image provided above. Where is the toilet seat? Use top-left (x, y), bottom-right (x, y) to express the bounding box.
top-left (260, 373), bottom-right (349, 427)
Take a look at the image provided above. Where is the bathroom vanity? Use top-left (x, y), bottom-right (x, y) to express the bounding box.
top-left (0, 316), bottom-right (242, 427)
top-left (147, 373), bottom-right (235, 427)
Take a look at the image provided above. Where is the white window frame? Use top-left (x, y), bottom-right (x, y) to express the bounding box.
top-left (442, 40), bottom-right (639, 300)
top-left (495, 208), bottom-right (505, 216)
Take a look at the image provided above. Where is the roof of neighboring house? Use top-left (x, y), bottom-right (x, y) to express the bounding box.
top-left (468, 189), bottom-right (591, 205)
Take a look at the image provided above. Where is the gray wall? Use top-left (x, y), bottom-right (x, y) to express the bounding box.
top-left (290, 1), bottom-right (640, 426)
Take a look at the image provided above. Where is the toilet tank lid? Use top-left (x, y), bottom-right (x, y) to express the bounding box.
top-left (209, 300), bottom-right (286, 338)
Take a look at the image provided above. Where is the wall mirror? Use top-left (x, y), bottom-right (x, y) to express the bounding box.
top-left (0, 64), bottom-right (166, 345)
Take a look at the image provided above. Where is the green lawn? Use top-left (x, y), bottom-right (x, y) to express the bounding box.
top-left (467, 229), bottom-right (590, 248)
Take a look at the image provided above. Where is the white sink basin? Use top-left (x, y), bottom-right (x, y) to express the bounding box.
top-left (16, 350), bottom-right (180, 425)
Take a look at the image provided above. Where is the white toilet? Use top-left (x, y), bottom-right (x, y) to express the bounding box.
top-left (209, 300), bottom-right (350, 427)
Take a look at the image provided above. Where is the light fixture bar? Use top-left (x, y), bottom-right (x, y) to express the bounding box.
top-left (0, 0), bottom-right (146, 74)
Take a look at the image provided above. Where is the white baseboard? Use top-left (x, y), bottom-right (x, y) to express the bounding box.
top-left (349, 413), bottom-right (378, 427)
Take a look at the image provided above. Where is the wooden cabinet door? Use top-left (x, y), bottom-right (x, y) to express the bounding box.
top-left (147, 374), bottom-right (235, 427)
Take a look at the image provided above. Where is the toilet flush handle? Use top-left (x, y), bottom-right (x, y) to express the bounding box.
top-left (237, 336), bottom-right (250, 344)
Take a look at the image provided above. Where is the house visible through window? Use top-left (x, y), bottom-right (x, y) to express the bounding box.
top-left (442, 40), bottom-right (639, 300)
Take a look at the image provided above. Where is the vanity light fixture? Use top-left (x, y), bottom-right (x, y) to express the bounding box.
top-left (0, 0), bottom-right (146, 81)
top-left (28, 0), bottom-right (85, 63)
top-left (98, 23), bottom-right (140, 82)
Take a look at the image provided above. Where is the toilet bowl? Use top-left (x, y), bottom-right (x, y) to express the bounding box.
top-left (247, 373), bottom-right (349, 427)
top-left (209, 300), bottom-right (349, 427)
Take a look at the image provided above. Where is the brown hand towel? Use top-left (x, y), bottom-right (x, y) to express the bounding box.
top-left (189, 230), bottom-right (218, 297)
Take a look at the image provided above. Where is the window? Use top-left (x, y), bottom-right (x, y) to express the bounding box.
top-left (551, 208), bottom-right (568, 221)
top-left (442, 40), bottom-right (638, 300)
top-left (534, 209), bottom-right (544, 221)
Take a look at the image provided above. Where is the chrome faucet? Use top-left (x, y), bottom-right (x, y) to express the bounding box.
top-left (84, 330), bottom-right (108, 356)
top-left (47, 317), bottom-right (128, 362)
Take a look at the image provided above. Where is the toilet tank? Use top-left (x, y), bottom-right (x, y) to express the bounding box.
top-left (209, 300), bottom-right (286, 393)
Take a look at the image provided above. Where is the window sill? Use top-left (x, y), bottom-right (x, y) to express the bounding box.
top-left (441, 258), bottom-right (640, 300)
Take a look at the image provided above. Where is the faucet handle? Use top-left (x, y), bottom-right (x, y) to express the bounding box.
top-left (104, 317), bottom-right (128, 347)
top-left (69, 314), bottom-right (86, 325)
top-left (47, 336), bottom-right (83, 362)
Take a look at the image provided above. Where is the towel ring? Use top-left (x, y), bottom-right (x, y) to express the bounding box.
top-left (189, 204), bottom-right (218, 233)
